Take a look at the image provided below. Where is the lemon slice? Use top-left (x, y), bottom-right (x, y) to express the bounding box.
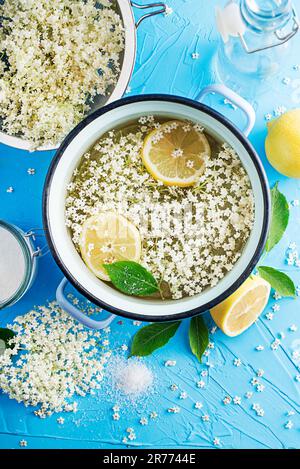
top-left (79, 212), bottom-right (142, 281)
top-left (142, 120), bottom-right (210, 187)
top-left (210, 277), bottom-right (271, 337)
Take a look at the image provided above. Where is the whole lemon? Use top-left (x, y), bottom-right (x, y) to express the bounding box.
top-left (265, 109), bottom-right (300, 178)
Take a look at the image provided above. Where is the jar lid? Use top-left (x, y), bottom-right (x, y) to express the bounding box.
top-left (216, 3), bottom-right (246, 43)
top-left (0, 221), bottom-right (32, 309)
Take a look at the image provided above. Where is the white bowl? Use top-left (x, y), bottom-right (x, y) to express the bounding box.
top-left (0, 0), bottom-right (136, 151)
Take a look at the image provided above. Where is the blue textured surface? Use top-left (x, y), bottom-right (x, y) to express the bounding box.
top-left (1, 0), bottom-right (300, 449)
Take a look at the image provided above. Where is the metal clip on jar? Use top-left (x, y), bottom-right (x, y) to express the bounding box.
top-left (215, 0), bottom-right (299, 94)
top-left (0, 221), bottom-right (47, 310)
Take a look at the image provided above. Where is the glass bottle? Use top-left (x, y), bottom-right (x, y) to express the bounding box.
top-left (215, 0), bottom-right (299, 96)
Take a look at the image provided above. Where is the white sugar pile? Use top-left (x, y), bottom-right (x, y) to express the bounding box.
top-left (106, 356), bottom-right (155, 403)
top-left (0, 301), bottom-right (110, 418)
top-left (114, 359), bottom-right (153, 396)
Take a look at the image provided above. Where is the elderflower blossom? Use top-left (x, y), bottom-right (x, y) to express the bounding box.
top-left (0, 0), bottom-right (124, 148)
top-left (0, 302), bottom-right (108, 417)
top-left (66, 117), bottom-right (254, 299)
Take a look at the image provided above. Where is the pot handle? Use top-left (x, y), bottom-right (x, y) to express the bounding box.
top-left (196, 84), bottom-right (256, 137)
top-left (131, 1), bottom-right (166, 28)
top-left (56, 278), bottom-right (116, 330)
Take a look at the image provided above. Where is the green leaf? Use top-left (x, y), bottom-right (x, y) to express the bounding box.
top-left (103, 261), bottom-right (159, 296)
top-left (257, 266), bottom-right (296, 298)
top-left (0, 328), bottom-right (16, 354)
top-left (265, 183), bottom-right (289, 253)
top-left (130, 321), bottom-right (181, 357)
top-left (189, 316), bottom-right (209, 363)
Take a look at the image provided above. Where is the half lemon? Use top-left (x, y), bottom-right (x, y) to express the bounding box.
top-left (79, 212), bottom-right (142, 281)
top-left (142, 120), bottom-right (210, 187)
top-left (210, 276), bottom-right (271, 337)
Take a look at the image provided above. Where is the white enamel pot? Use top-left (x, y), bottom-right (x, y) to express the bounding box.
top-left (43, 85), bottom-right (270, 328)
top-left (0, 0), bottom-right (165, 151)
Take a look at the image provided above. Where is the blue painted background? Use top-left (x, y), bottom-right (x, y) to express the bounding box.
top-left (1, 0), bottom-right (300, 449)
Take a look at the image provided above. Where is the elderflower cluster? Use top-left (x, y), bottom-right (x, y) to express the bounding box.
top-left (65, 117), bottom-right (254, 299)
top-left (0, 302), bottom-right (108, 417)
top-left (0, 0), bottom-right (124, 148)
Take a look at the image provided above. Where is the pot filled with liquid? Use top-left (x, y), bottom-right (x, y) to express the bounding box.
top-left (43, 88), bottom-right (270, 326)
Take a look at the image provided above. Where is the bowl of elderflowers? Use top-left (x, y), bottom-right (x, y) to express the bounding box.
top-left (0, 0), bottom-right (165, 151)
top-left (43, 89), bottom-right (270, 324)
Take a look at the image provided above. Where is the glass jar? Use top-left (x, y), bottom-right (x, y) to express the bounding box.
top-left (0, 221), bottom-right (43, 309)
top-left (215, 0), bottom-right (299, 96)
